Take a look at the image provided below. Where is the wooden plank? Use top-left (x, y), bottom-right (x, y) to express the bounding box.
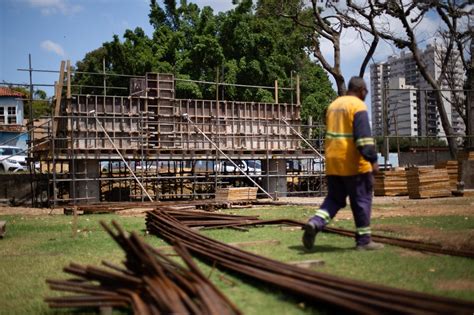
top-left (374, 169), bottom-right (408, 196)
top-left (52, 60), bottom-right (65, 136)
top-left (215, 187), bottom-right (258, 201)
top-left (406, 166), bottom-right (451, 199)
top-left (66, 60), bottom-right (71, 98)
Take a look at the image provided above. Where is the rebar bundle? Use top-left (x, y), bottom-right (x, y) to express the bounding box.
top-left (45, 220), bottom-right (241, 315)
top-left (146, 209), bottom-right (474, 314)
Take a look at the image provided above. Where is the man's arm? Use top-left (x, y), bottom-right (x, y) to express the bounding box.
top-left (353, 110), bottom-right (378, 165)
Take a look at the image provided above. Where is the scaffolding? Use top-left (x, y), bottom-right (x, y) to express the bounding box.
top-left (12, 60), bottom-right (327, 206)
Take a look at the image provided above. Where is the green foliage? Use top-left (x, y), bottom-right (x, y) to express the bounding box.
top-left (1, 207), bottom-right (473, 314)
top-left (72, 0), bottom-right (335, 121)
top-left (375, 137), bottom-right (448, 152)
top-left (9, 86), bottom-right (51, 119)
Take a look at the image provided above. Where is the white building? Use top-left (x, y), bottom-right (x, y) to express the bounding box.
top-left (387, 78), bottom-right (418, 136)
top-left (370, 44), bottom-right (466, 137)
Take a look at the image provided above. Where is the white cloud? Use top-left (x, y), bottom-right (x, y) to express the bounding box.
top-left (40, 40), bottom-right (65, 57)
top-left (27, 0), bottom-right (82, 15)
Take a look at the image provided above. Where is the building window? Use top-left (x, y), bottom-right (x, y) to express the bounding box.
top-left (0, 107), bottom-right (4, 124)
top-left (7, 106), bottom-right (17, 124)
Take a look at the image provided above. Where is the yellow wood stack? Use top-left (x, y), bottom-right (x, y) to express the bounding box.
top-left (215, 187), bottom-right (258, 201)
top-left (374, 169), bottom-right (408, 196)
top-left (434, 160), bottom-right (458, 191)
top-left (406, 166), bottom-right (451, 199)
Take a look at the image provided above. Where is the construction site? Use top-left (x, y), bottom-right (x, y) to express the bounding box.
top-left (1, 60), bottom-right (329, 207)
top-left (1, 60), bottom-right (474, 315)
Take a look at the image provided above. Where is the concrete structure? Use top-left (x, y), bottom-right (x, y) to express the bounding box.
top-left (370, 44), bottom-right (466, 138)
top-left (31, 69), bottom-right (323, 205)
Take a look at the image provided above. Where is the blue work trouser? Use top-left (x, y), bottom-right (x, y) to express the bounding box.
top-left (309, 172), bottom-right (374, 246)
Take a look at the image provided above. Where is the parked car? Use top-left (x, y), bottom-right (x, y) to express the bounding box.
top-left (215, 159), bottom-right (262, 175)
top-left (0, 146), bottom-right (27, 173)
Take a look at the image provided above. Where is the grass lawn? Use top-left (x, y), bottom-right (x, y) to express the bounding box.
top-left (1, 205), bottom-right (473, 315)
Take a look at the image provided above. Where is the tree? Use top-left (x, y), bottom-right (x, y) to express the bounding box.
top-left (73, 0), bottom-right (337, 122)
top-left (8, 86), bottom-right (51, 119)
top-left (260, 0), bottom-right (382, 96)
top-left (333, 0), bottom-right (472, 158)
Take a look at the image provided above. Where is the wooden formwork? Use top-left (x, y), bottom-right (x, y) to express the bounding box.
top-left (62, 72), bottom-right (301, 152)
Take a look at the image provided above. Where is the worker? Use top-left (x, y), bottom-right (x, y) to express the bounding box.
top-left (302, 76), bottom-right (384, 251)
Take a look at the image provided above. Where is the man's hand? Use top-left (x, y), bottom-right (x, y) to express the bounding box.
top-left (372, 162), bottom-right (379, 175)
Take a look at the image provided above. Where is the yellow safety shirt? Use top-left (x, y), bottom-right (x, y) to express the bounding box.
top-left (325, 95), bottom-right (374, 176)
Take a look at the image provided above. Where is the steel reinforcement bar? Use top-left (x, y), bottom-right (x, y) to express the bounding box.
top-left (45, 220), bottom-right (241, 315)
top-left (145, 207), bottom-right (474, 259)
top-left (146, 209), bottom-right (474, 314)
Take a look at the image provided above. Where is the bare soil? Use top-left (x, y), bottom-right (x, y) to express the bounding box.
top-left (1, 195), bottom-right (474, 218)
top-left (435, 280), bottom-right (474, 291)
top-left (373, 224), bottom-right (474, 252)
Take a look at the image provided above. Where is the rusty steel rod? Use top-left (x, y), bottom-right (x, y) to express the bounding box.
top-left (148, 207), bottom-right (474, 259)
top-left (146, 209), bottom-right (474, 314)
top-left (45, 220), bottom-right (242, 315)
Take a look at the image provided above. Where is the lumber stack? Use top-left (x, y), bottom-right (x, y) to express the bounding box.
top-left (406, 166), bottom-right (451, 199)
top-left (374, 169), bottom-right (408, 196)
top-left (457, 151), bottom-right (474, 161)
top-left (215, 187), bottom-right (258, 201)
top-left (434, 160), bottom-right (458, 191)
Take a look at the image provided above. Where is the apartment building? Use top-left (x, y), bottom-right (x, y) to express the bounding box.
top-left (370, 43), bottom-right (466, 138)
top-left (387, 77), bottom-right (418, 136)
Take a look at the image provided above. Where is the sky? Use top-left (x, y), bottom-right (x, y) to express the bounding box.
top-left (0, 0), bottom-right (442, 107)
top-left (0, 0), bottom-right (236, 96)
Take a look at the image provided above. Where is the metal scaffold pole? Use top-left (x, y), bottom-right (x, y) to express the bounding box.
top-left (90, 110), bottom-right (154, 202)
top-left (182, 113), bottom-right (275, 200)
top-left (281, 118), bottom-right (325, 160)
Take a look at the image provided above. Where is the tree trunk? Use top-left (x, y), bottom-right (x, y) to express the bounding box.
top-left (335, 74), bottom-right (346, 96)
top-left (434, 89), bottom-right (458, 159)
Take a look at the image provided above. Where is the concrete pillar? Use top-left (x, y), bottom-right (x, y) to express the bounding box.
top-left (262, 158), bottom-right (287, 198)
top-left (71, 159), bottom-right (100, 204)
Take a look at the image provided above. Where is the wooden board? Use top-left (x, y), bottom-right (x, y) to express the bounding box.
top-left (215, 187), bottom-right (258, 201)
top-left (374, 169), bottom-right (408, 196)
top-left (434, 160), bottom-right (458, 190)
top-left (406, 166), bottom-right (451, 199)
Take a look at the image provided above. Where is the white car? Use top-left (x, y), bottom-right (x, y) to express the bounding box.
top-left (0, 146), bottom-right (27, 173)
top-left (215, 160), bottom-right (262, 175)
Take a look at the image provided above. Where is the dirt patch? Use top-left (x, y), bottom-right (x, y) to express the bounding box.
top-left (0, 205), bottom-right (63, 215)
top-left (435, 280), bottom-right (474, 291)
top-left (329, 204), bottom-right (474, 220)
top-left (373, 224), bottom-right (474, 252)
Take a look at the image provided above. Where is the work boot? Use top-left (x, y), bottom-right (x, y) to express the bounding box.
top-left (302, 221), bottom-right (318, 250)
top-left (356, 241), bottom-right (384, 251)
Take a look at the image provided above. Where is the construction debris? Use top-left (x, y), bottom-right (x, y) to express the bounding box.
top-left (45, 221), bottom-right (241, 315)
top-left (406, 166), bottom-right (451, 199)
top-left (374, 168), bottom-right (408, 196)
